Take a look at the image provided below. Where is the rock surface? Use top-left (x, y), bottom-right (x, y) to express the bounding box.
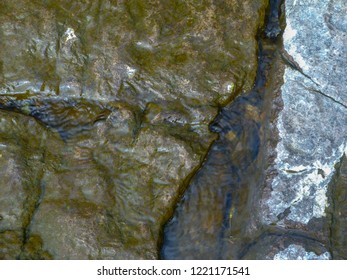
top-left (1, 0), bottom-right (346, 260)
top-left (273, 244), bottom-right (330, 260)
top-left (329, 155), bottom-right (347, 259)
top-left (0, 0), bottom-right (266, 259)
top-left (260, 0), bottom-right (347, 259)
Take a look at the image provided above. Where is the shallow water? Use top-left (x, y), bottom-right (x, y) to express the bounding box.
top-left (161, 0), bottom-right (294, 260)
top-left (161, 40), bottom-right (282, 259)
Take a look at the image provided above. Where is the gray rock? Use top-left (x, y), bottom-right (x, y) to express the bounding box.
top-left (260, 0), bottom-right (347, 259)
top-left (273, 244), bottom-right (330, 260)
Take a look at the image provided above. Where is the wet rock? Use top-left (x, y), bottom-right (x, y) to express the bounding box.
top-left (0, 231), bottom-right (23, 260)
top-left (240, 232), bottom-right (330, 260)
top-left (30, 123), bottom-right (199, 259)
top-left (161, 19), bottom-right (280, 259)
top-left (0, 0), bottom-right (267, 259)
top-left (0, 111), bottom-right (52, 259)
top-left (0, 0), bottom-right (265, 102)
top-left (329, 155), bottom-right (347, 259)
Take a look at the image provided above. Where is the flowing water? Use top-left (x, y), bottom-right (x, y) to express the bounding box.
top-left (160, 0), bottom-right (307, 259)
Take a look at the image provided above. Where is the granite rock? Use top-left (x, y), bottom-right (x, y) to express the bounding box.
top-left (261, 0), bottom-right (347, 259)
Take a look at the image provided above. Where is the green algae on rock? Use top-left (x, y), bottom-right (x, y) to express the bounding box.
top-left (0, 0), bottom-right (267, 259)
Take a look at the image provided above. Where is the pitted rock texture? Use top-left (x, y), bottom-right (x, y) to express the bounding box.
top-left (259, 0), bottom-right (347, 259)
top-left (273, 244), bottom-right (330, 260)
top-left (0, 0), bottom-right (267, 259)
top-left (262, 0), bottom-right (347, 226)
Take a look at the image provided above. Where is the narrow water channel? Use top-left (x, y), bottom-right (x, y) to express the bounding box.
top-left (161, 0), bottom-right (285, 259)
